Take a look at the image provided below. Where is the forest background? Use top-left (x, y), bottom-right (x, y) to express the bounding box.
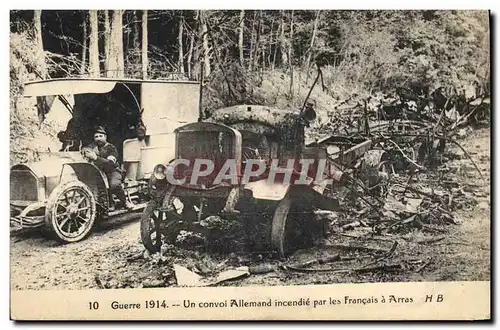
top-left (9, 10), bottom-right (490, 165)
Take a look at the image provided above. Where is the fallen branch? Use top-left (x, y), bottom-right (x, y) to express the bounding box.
top-left (281, 262), bottom-right (402, 274)
top-left (280, 265), bottom-right (349, 273)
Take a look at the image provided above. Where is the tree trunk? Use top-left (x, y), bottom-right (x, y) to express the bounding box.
top-left (108, 10), bottom-right (124, 78)
top-left (80, 11), bottom-right (87, 76)
top-left (88, 10), bottom-right (100, 77)
top-left (191, 10), bottom-right (201, 79)
top-left (252, 10), bottom-right (263, 71)
top-left (178, 15), bottom-right (185, 74)
top-left (272, 15), bottom-right (279, 70)
top-left (187, 25), bottom-right (195, 79)
top-left (132, 11), bottom-right (140, 50)
top-left (289, 10), bottom-right (294, 100)
top-left (33, 10), bottom-right (47, 78)
top-left (116, 11), bottom-right (125, 77)
top-left (238, 10), bottom-right (244, 66)
top-left (260, 13), bottom-right (265, 72)
top-left (131, 10), bottom-right (140, 76)
top-left (279, 10), bottom-right (287, 68)
top-left (305, 10), bottom-right (321, 68)
top-left (142, 10), bottom-right (148, 79)
top-left (103, 10), bottom-right (111, 77)
top-left (248, 11), bottom-right (257, 71)
top-left (268, 15), bottom-right (275, 69)
top-left (201, 11), bottom-right (210, 77)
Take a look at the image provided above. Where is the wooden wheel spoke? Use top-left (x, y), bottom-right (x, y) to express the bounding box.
top-left (76, 196), bottom-right (87, 207)
top-left (58, 217), bottom-right (70, 231)
top-left (164, 219), bottom-right (178, 229)
top-left (59, 192), bottom-right (71, 206)
top-left (151, 212), bottom-right (158, 221)
top-left (76, 215), bottom-right (89, 224)
top-left (149, 217), bottom-right (158, 234)
top-left (70, 190), bottom-right (78, 203)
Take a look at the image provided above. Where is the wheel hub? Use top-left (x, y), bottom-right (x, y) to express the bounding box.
top-left (67, 203), bottom-right (79, 217)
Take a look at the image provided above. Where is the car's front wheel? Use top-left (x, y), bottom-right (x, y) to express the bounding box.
top-left (44, 180), bottom-right (97, 243)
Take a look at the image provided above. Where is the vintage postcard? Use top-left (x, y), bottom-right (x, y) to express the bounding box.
top-left (8, 8), bottom-right (491, 321)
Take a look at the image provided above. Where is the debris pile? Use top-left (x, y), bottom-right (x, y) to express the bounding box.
top-left (319, 86), bottom-right (490, 138)
top-left (308, 83), bottom-right (488, 231)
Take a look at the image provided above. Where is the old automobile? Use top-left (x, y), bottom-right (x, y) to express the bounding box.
top-left (140, 101), bottom-right (390, 259)
top-left (10, 77), bottom-right (202, 243)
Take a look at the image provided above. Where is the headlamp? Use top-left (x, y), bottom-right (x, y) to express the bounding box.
top-left (153, 164), bottom-right (167, 180)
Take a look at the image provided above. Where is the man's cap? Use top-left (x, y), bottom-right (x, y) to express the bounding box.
top-left (94, 126), bottom-right (107, 135)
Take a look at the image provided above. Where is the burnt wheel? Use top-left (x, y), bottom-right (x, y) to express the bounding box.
top-left (270, 196), bottom-right (292, 259)
top-left (44, 180), bottom-right (97, 243)
top-left (140, 186), bottom-right (183, 254)
top-left (270, 194), bottom-right (318, 259)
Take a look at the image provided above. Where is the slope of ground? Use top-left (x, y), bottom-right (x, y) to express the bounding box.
top-left (10, 127), bottom-right (490, 290)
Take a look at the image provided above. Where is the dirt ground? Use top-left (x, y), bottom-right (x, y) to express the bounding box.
top-left (10, 128), bottom-right (491, 290)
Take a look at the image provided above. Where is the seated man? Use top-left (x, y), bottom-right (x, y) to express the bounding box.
top-left (82, 126), bottom-right (134, 210)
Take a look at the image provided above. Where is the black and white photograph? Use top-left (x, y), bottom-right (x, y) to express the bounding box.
top-left (8, 7), bottom-right (491, 320)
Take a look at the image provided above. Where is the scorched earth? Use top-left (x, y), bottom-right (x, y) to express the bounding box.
top-left (10, 128), bottom-right (491, 290)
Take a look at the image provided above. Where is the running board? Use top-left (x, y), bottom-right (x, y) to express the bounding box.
top-left (108, 203), bottom-right (147, 217)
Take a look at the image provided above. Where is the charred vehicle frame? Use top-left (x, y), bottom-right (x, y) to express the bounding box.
top-left (139, 97), bottom-right (391, 259)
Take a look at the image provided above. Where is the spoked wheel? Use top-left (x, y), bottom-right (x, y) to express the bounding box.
top-left (140, 185), bottom-right (184, 254)
top-left (45, 180), bottom-right (97, 243)
top-left (140, 202), bottom-right (181, 254)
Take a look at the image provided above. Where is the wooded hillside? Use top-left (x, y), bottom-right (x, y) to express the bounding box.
top-left (9, 10), bottom-right (491, 164)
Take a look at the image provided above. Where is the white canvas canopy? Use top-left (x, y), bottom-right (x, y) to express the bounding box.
top-left (23, 78), bottom-right (202, 136)
top-left (23, 79), bottom-right (118, 97)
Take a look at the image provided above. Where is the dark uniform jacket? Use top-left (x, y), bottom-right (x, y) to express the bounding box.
top-left (86, 142), bottom-right (121, 174)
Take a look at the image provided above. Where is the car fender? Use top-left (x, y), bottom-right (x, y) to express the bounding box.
top-left (61, 162), bottom-right (110, 208)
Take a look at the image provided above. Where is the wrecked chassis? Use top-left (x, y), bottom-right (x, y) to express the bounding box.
top-left (140, 104), bottom-right (389, 259)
